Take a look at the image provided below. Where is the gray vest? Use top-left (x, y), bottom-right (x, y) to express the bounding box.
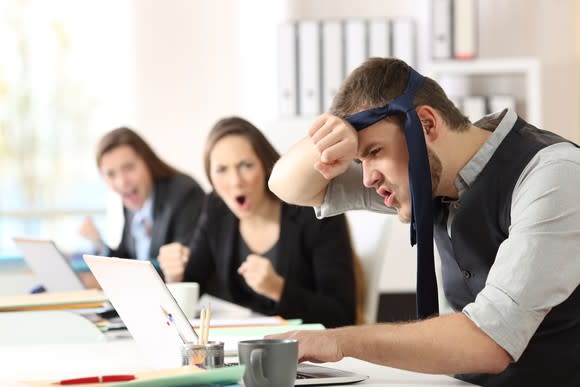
top-left (433, 118), bottom-right (580, 387)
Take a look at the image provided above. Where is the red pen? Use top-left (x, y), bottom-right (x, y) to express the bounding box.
top-left (58, 374), bottom-right (136, 385)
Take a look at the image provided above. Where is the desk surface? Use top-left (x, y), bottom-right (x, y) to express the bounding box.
top-left (0, 296), bottom-right (474, 386)
top-left (0, 334), bottom-right (473, 386)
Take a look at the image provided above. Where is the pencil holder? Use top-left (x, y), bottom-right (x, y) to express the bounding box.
top-left (181, 341), bottom-right (224, 369)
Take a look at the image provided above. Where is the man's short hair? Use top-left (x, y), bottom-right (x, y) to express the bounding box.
top-left (331, 57), bottom-right (470, 131)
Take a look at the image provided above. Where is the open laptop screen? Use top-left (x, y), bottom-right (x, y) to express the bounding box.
top-left (84, 255), bottom-right (368, 384)
top-left (13, 237), bottom-right (85, 292)
top-left (84, 255), bottom-right (197, 368)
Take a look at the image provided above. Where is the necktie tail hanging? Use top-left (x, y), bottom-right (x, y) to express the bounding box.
top-left (345, 67), bottom-right (439, 319)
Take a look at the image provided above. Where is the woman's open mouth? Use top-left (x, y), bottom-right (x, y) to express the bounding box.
top-left (235, 195), bottom-right (249, 210)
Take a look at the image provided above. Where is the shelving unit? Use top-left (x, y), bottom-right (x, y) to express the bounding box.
top-left (426, 57), bottom-right (542, 126)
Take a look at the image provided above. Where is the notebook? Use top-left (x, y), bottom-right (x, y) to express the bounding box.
top-left (13, 237), bottom-right (86, 292)
top-left (83, 255), bottom-right (368, 385)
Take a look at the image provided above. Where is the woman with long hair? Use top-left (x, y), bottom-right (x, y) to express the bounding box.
top-left (158, 117), bottom-right (357, 327)
top-left (79, 127), bottom-right (204, 277)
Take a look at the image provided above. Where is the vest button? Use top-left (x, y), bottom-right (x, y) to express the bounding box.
top-left (462, 270), bottom-right (472, 279)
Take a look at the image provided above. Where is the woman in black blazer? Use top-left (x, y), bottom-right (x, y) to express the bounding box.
top-left (79, 127), bottom-right (204, 269)
top-left (159, 117), bottom-right (356, 328)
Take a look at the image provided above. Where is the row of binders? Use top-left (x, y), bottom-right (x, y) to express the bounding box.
top-left (432, 0), bottom-right (478, 60)
top-left (451, 94), bottom-right (516, 122)
top-left (278, 18), bottom-right (417, 118)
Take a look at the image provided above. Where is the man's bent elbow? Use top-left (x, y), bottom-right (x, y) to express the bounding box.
top-left (481, 346), bottom-right (512, 374)
top-left (268, 170), bottom-right (292, 203)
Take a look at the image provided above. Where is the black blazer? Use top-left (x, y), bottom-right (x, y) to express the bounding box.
top-left (183, 192), bottom-right (356, 328)
top-left (109, 173), bottom-right (205, 260)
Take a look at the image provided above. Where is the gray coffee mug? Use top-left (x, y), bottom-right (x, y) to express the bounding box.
top-left (238, 339), bottom-right (298, 387)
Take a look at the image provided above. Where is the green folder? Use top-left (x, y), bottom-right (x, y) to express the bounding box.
top-left (111, 365), bottom-right (245, 387)
top-left (213, 323), bottom-right (324, 337)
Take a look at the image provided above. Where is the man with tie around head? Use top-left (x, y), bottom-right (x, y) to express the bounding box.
top-left (268, 57), bottom-right (580, 387)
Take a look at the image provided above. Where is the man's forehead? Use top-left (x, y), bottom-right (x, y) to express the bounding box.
top-left (355, 130), bottom-right (380, 160)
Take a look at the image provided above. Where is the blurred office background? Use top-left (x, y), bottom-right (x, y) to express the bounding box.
top-left (1, 0), bottom-right (579, 317)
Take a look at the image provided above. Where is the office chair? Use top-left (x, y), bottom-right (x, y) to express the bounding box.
top-left (346, 211), bottom-right (391, 324)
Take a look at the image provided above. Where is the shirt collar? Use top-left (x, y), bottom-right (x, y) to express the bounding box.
top-left (455, 109), bottom-right (518, 197)
top-left (131, 194), bottom-right (154, 225)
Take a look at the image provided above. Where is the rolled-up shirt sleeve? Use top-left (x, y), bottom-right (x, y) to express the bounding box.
top-left (463, 143), bottom-right (580, 361)
top-left (315, 163), bottom-right (394, 218)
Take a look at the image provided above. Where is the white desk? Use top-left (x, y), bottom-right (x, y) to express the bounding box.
top-left (0, 297), bottom-right (474, 386)
top-left (0, 333), bottom-right (473, 386)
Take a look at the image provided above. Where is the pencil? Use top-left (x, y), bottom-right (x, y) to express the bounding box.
top-left (199, 308), bottom-right (206, 345)
top-left (204, 303), bottom-right (211, 345)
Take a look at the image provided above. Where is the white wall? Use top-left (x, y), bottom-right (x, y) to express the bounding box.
top-left (131, 0), bottom-right (580, 293)
top-left (133, 0), bottom-right (580, 177)
top-left (133, 0), bottom-right (285, 190)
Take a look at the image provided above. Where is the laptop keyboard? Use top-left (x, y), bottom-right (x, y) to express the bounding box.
top-left (225, 363), bottom-right (313, 379)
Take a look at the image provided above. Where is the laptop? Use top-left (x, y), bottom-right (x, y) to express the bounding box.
top-left (83, 255), bottom-right (368, 385)
top-left (13, 237), bottom-right (86, 292)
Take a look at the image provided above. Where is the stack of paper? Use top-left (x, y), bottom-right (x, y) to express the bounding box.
top-left (0, 289), bottom-right (108, 312)
top-left (209, 323), bottom-right (325, 355)
top-left (191, 316), bottom-right (289, 328)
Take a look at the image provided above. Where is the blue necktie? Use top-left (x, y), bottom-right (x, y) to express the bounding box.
top-left (345, 67), bottom-right (439, 319)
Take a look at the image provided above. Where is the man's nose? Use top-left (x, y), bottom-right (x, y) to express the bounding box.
top-left (362, 165), bottom-right (380, 188)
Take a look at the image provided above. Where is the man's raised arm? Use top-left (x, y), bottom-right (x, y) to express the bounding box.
top-left (268, 114), bottom-right (358, 206)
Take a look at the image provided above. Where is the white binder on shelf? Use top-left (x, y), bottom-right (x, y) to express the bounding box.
top-left (298, 20), bottom-right (322, 116)
top-left (488, 94), bottom-right (516, 114)
top-left (462, 96), bottom-right (486, 121)
top-left (453, 0), bottom-right (477, 60)
top-left (392, 18), bottom-right (416, 67)
top-left (321, 20), bottom-right (344, 112)
top-left (368, 19), bottom-right (391, 58)
top-left (448, 95), bottom-right (464, 112)
top-left (344, 19), bottom-right (368, 76)
top-left (431, 0), bottom-right (453, 60)
top-left (278, 22), bottom-right (298, 117)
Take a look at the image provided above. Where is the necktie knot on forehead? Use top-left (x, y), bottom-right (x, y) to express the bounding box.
top-left (345, 67), bottom-right (425, 130)
top-left (344, 66), bottom-right (439, 319)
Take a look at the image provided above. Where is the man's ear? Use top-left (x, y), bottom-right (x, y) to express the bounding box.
top-left (416, 105), bottom-right (440, 143)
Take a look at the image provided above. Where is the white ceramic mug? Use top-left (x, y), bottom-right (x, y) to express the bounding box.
top-left (166, 282), bottom-right (199, 320)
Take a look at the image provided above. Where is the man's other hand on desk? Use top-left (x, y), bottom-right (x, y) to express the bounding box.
top-left (158, 242), bottom-right (190, 282)
top-left (267, 329), bottom-right (344, 363)
top-left (267, 313), bottom-right (511, 375)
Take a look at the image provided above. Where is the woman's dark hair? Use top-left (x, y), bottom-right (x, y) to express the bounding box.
top-left (96, 127), bottom-right (178, 179)
top-left (204, 117), bottom-right (280, 199)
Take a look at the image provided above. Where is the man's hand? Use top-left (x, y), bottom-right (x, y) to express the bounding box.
top-left (238, 254), bottom-right (285, 302)
top-left (309, 113), bottom-right (358, 180)
top-left (158, 242), bottom-right (190, 283)
top-left (266, 329), bottom-right (345, 363)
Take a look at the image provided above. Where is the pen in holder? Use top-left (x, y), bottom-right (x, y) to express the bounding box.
top-left (181, 340), bottom-right (224, 368)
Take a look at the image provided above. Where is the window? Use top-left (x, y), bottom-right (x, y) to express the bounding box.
top-left (0, 0), bottom-right (135, 254)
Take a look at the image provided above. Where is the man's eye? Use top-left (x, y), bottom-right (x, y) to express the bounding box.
top-left (370, 148), bottom-right (381, 157)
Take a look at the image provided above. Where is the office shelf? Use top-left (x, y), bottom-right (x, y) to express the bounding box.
top-left (426, 57), bottom-right (542, 126)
